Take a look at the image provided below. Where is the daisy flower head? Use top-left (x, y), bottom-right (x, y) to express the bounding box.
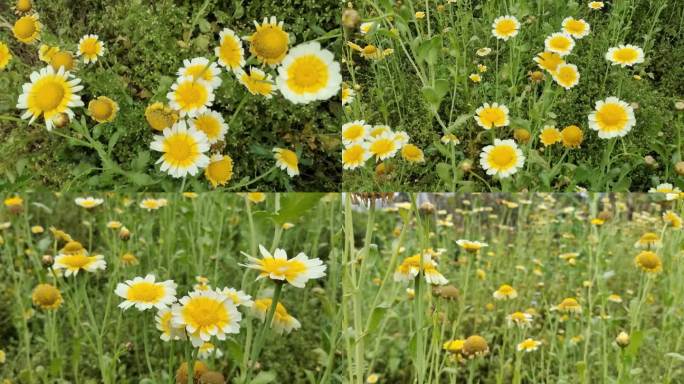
top-left (252, 298), bottom-right (301, 334)
top-left (534, 51), bottom-right (565, 72)
top-left (394, 253), bottom-right (448, 285)
top-left (506, 311), bottom-right (533, 328)
top-left (634, 232), bottom-right (661, 249)
top-left (492, 15), bottom-right (520, 41)
top-left (236, 67), bottom-right (276, 98)
top-left (13, 14), bottom-right (42, 44)
top-left (14, 0), bottom-right (33, 14)
top-left (88, 96), bottom-right (118, 123)
top-left (32, 283), bottom-right (63, 310)
top-left (634, 250), bottom-right (662, 274)
top-left (220, 287), bottom-right (254, 307)
top-left (172, 289), bottom-right (242, 347)
top-left (663, 210), bottom-right (682, 229)
top-left (276, 41), bottom-right (342, 104)
top-left (16, 65), bottom-right (84, 130)
top-left (360, 21), bottom-right (375, 34)
top-left (178, 57), bottom-right (222, 89)
top-left (197, 342), bottom-right (223, 359)
top-left (368, 132), bottom-right (400, 161)
top-left (517, 338), bottom-right (542, 352)
top-left (75, 196), bottom-right (103, 209)
top-left (589, 2), bottom-right (605, 10)
top-left (456, 239), bottom-right (488, 253)
top-left (115, 274), bottom-right (177, 311)
top-left (552, 63), bottom-right (580, 90)
top-left (648, 183), bottom-right (681, 200)
top-left (562, 18), bottom-right (590, 39)
top-left (342, 120), bottom-right (370, 146)
top-left (154, 307), bottom-right (185, 341)
top-left (205, 153), bottom-right (234, 188)
top-left (544, 33), bottom-right (575, 57)
top-left (480, 139), bottom-right (525, 178)
top-left (555, 297), bottom-right (582, 313)
top-left (561, 125), bottom-right (584, 148)
top-left (588, 97), bottom-right (636, 139)
top-left (188, 110), bottom-right (228, 144)
top-left (393, 131), bottom-right (410, 147)
top-left (369, 125), bottom-right (391, 138)
top-left (139, 198), bottom-right (167, 211)
top-left (539, 126), bottom-right (562, 146)
top-left (247, 16), bottom-right (290, 67)
top-left (273, 147), bottom-right (300, 177)
top-left (341, 84), bottom-right (355, 105)
top-left (53, 248), bottom-right (106, 277)
top-left (246, 192), bottom-right (266, 203)
top-left (77, 34), bottom-right (105, 64)
top-left (493, 284), bottom-right (518, 300)
top-left (145, 102), bottom-right (178, 132)
top-left (342, 143), bottom-right (371, 170)
top-left (606, 44), bottom-right (645, 67)
top-left (167, 75), bottom-right (215, 118)
top-left (215, 28), bottom-right (245, 71)
top-left (49, 51), bottom-right (76, 72)
top-left (0, 42), bottom-right (12, 70)
top-left (441, 133), bottom-right (460, 145)
top-left (463, 335), bottom-right (489, 358)
top-left (150, 120), bottom-right (211, 178)
top-left (475, 102), bottom-right (510, 129)
top-left (241, 245), bottom-right (326, 288)
top-left (38, 44), bottom-right (60, 63)
top-left (401, 144), bottom-right (425, 163)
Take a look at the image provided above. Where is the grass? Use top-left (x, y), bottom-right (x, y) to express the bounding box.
top-left (342, 192), bottom-right (684, 383)
top-left (0, 0), bottom-right (342, 192)
top-left (0, 192), bottom-right (342, 383)
top-left (342, 0), bottom-right (684, 192)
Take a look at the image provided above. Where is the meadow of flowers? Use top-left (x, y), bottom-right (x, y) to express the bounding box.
top-left (342, 0), bottom-right (684, 192)
top-left (0, 192), bottom-right (340, 383)
top-left (0, 0), bottom-right (342, 191)
top-left (342, 192), bottom-right (683, 383)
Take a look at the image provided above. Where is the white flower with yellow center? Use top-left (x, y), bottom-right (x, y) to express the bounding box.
top-left (215, 28), bottom-right (245, 71)
top-left (220, 287), bottom-right (254, 307)
top-left (588, 97), bottom-right (636, 138)
top-left (342, 120), bottom-right (370, 146)
top-left (53, 251), bottom-right (106, 277)
top-left (544, 33), bottom-right (575, 57)
top-left (369, 125), bottom-right (391, 138)
top-left (115, 274), bottom-right (177, 311)
top-left (273, 147), bottom-right (300, 177)
top-left (480, 139), bottom-right (525, 178)
top-left (517, 338), bottom-right (542, 352)
top-left (150, 120), bottom-right (211, 178)
top-left (561, 17), bottom-right (590, 39)
top-left (491, 15), bottom-right (520, 40)
top-left (13, 14), bottom-right (42, 44)
top-left (589, 1), bottom-right (605, 10)
top-left (205, 153), bottom-right (234, 188)
top-left (188, 110), bottom-right (228, 144)
top-left (493, 284), bottom-right (518, 300)
top-left (552, 63), bottom-right (580, 90)
top-left (648, 183), bottom-right (681, 200)
top-left (77, 34), bottom-right (105, 64)
top-left (394, 253), bottom-right (448, 285)
top-left (368, 132), bottom-right (400, 161)
top-left (75, 196), bottom-right (104, 209)
top-left (16, 65), bottom-right (84, 130)
top-left (139, 198), bottom-right (166, 211)
top-left (246, 16), bottom-right (290, 66)
top-left (156, 307), bottom-right (186, 341)
top-left (172, 289), bottom-right (242, 347)
top-left (241, 245), bottom-right (327, 288)
top-left (252, 298), bottom-right (301, 334)
top-left (456, 239), bottom-right (488, 252)
top-left (167, 76), bottom-right (214, 118)
top-left (341, 84), bottom-right (355, 105)
top-left (393, 131), bottom-right (410, 147)
top-left (342, 143), bottom-right (371, 170)
top-left (0, 42), bottom-right (12, 70)
top-left (475, 102), bottom-right (510, 130)
top-left (534, 51), bottom-right (565, 72)
top-left (197, 342), bottom-right (223, 359)
top-left (276, 42), bottom-right (342, 104)
top-left (606, 44), bottom-right (644, 68)
top-left (236, 67), bottom-right (276, 98)
top-left (178, 57), bottom-right (222, 89)
top-left (359, 22), bottom-right (375, 35)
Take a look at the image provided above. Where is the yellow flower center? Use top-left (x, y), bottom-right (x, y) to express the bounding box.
top-left (51, 51), bottom-right (75, 71)
top-left (14, 17), bottom-right (36, 38)
top-left (555, 66), bottom-right (577, 84)
top-left (251, 26), bottom-right (289, 60)
top-left (286, 55), bottom-right (329, 94)
top-left (402, 144), bottom-right (422, 160)
top-left (206, 157), bottom-right (233, 187)
top-left (370, 138), bottom-right (395, 157)
top-left (126, 282), bottom-right (165, 303)
top-left (162, 133), bottom-right (199, 167)
top-left (488, 145), bottom-right (516, 169)
top-left (241, 71), bottom-right (273, 95)
top-left (343, 124), bottom-right (364, 141)
top-left (219, 36), bottom-right (242, 67)
top-left (510, 312), bottom-right (527, 322)
top-left (80, 38), bottom-right (100, 55)
top-left (564, 19), bottom-right (586, 34)
top-left (32, 284), bottom-right (60, 306)
top-left (175, 81), bottom-right (208, 109)
top-left (32, 78), bottom-right (67, 112)
top-left (498, 285), bottom-right (514, 295)
top-left (550, 36), bottom-right (571, 51)
top-left (479, 107), bottom-right (506, 127)
top-left (495, 19), bottom-right (517, 35)
top-left (146, 104), bottom-right (177, 131)
top-left (277, 149), bottom-right (298, 168)
top-left (60, 253), bottom-right (92, 268)
top-left (259, 257), bottom-right (307, 281)
top-left (193, 115), bottom-right (221, 139)
top-left (613, 48), bottom-right (638, 63)
top-left (89, 99), bottom-right (113, 121)
top-left (636, 251), bottom-right (660, 270)
top-left (186, 64), bottom-right (213, 82)
top-left (16, 0), bottom-right (32, 12)
top-left (596, 103), bottom-right (628, 131)
top-left (343, 145), bottom-right (365, 164)
top-left (182, 297), bottom-right (229, 328)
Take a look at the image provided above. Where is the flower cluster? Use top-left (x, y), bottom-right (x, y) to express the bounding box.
top-left (342, 121), bottom-right (424, 170)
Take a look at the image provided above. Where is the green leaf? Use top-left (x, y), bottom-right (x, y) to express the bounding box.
top-left (249, 371), bottom-right (277, 384)
top-left (625, 330), bottom-right (644, 358)
top-left (436, 162), bottom-right (452, 183)
top-left (255, 193), bottom-right (326, 226)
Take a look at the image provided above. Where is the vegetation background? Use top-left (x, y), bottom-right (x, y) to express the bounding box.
top-left (0, 0), bottom-right (342, 192)
top-left (343, 0), bottom-right (684, 192)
